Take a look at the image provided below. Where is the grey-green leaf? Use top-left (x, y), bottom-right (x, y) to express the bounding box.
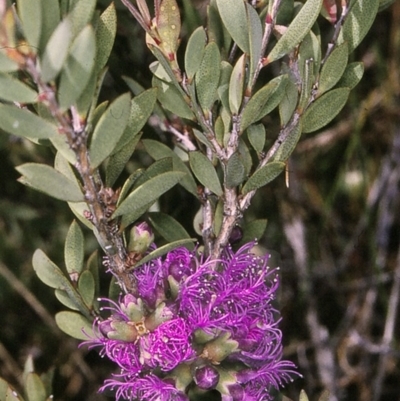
top-left (106, 133), bottom-right (142, 187)
top-left (216, 0), bottom-right (249, 53)
top-left (279, 78), bottom-right (298, 125)
top-left (189, 151), bottom-right (223, 196)
top-left (89, 93), bottom-right (131, 168)
top-left (302, 87), bottom-right (350, 133)
top-left (113, 171), bottom-right (185, 219)
top-left (17, 0), bottom-right (42, 51)
top-left (246, 124), bottom-right (266, 154)
top-left (55, 289), bottom-right (80, 311)
top-left (338, 0), bottom-right (379, 53)
top-left (0, 51), bottom-right (18, 72)
top-left (0, 73), bottom-right (38, 103)
top-left (246, 3), bottom-right (263, 88)
top-left (317, 42), bottom-right (348, 96)
top-left (95, 2), bottom-right (117, 73)
top-left (226, 152), bottom-right (246, 188)
top-left (195, 42), bottom-right (221, 112)
top-left (39, 0), bottom-right (60, 52)
top-left (267, 0), bottom-right (323, 63)
top-left (64, 220), bottom-right (84, 275)
top-left (40, 18), bottom-right (73, 82)
top-left (273, 120), bottom-right (302, 162)
top-left (24, 373), bottom-right (46, 401)
top-left (229, 54), bottom-right (246, 115)
top-left (242, 161), bottom-right (285, 194)
top-left (58, 25), bottom-right (96, 110)
top-left (134, 158), bottom-right (174, 188)
top-left (68, 0), bottom-right (96, 39)
top-left (143, 139), bottom-right (198, 196)
top-left (185, 27), bottom-right (207, 81)
top-left (241, 74), bottom-right (289, 132)
top-left (152, 76), bottom-right (194, 120)
top-left (148, 212), bottom-right (191, 242)
top-left (133, 239), bottom-right (196, 269)
top-left (114, 88), bottom-right (157, 153)
top-left (0, 105), bottom-right (58, 140)
top-left (336, 62), bottom-right (364, 89)
top-left (241, 219), bottom-right (268, 244)
top-left (55, 311), bottom-right (93, 340)
top-left (78, 270), bottom-right (95, 308)
top-left (32, 249), bottom-right (70, 290)
top-left (16, 163), bottom-right (84, 202)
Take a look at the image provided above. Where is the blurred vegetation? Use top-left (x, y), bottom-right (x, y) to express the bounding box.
top-left (1, 1), bottom-right (400, 401)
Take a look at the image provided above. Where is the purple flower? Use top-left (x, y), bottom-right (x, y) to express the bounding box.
top-left (84, 241), bottom-right (300, 400)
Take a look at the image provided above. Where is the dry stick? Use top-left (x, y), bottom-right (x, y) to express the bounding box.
top-left (23, 56), bottom-right (135, 294)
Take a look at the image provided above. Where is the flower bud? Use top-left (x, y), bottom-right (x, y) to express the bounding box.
top-left (193, 364), bottom-right (220, 390)
top-left (128, 222), bottom-right (154, 253)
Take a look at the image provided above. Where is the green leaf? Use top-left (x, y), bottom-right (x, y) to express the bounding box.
top-left (113, 171), bottom-right (185, 220)
top-left (337, 61), bottom-right (364, 89)
top-left (16, 163), bottom-right (84, 202)
top-left (148, 212), bottom-right (192, 242)
top-left (229, 54), bottom-right (246, 115)
top-left (241, 219), bottom-right (268, 244)
top-left (114, 88), bottom-right (157, 153)
top-left (246, 124), bottom-right (266, 154)
top-left (246, 3), bottom-right (263, 87)
top-left (195, 42), bottom-right (221, 112)
top-left (55, 311), bottom-right (93, 340)
top-left (0, 105), bottom-right (58, 140)
top-left (132, 239), bottom-right (196, 268)
top-left (185, 27), bottom-right (207, 81)
top-left (95, 2), bottom-right (117, 73)
top-left (25, 373), bottom-right (46, 401)
top-left (89, 93), bottom-right (131, 168)
top-left (267, 0), bottom-right (323, 63)
top-left (242, 161), bottom-right (285, 194)
top-left (78, 270), bottom-right (95, 308)
top-left (302, 87), bottom-right (350, 133)
top-left (0, 381), bottom-right (23, 401)
top-left (40, 18), bottom-right (73, 82)
top-left (279, 78), bottom-right (298, 125)
top-left (0, 73), bottom-right (38, 103)
top-left (241, 74), bottom-right (289, 132)
top-left (226, 153), bottom-right (246, 188)
top-left (68, 0), bottom-right (96, 39)
top-left (216, 0), bottom-right (249, 53)
top-left (273, 120), bottom-right (302, 162)
top-left (152, 76), bottom-right (194, 119)
top-left (106, 133), bottom-right (142, 187)
top-left (64, 220), bottom-right (84, 275)
top-left (189, 151), bottom-right (223, 196)
top-left (143, 139), bottom-right (198, 196)
top-left (58, 25), bottom-right (96, 110)
top-left (17, 0), bottom-right (42, 51)
top-left (39, 0), bottom-right (60, 52)
top-left (317, 42), bottom-right (348, 96)
top-left (32, 249), bottom-right (71, 290)
top-left (156, 0), bottom-right (181, 54)
top-left (338, 0), bottom-right (379, 52)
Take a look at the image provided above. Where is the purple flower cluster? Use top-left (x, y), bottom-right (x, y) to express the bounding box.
top-left (84, 242), bottom-right (299, 400)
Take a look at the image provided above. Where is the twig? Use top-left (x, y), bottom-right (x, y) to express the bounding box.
top-left (23, 56), bottom-right (135, 294)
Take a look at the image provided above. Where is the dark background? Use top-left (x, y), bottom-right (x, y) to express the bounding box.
top-left (1, 1), bottom-right (399, 400)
